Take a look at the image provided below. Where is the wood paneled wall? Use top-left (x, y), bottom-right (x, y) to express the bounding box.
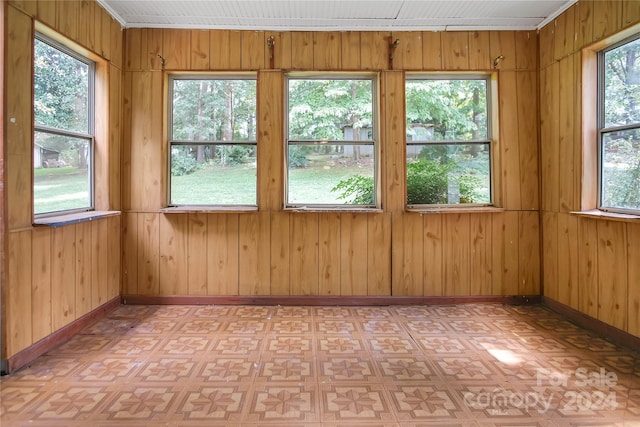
top-left (539, 1), bottom-right (640, 338)
top-left (122, 28), bottom-right (541, 300)
top-left (3, 0), bottom-right (123, 358)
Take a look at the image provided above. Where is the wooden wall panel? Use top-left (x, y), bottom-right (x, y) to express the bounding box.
top-left (291, 213), bottom-right (319, 295)
top-left (187, 213), bottom-right (208, 295)
top-left (242, 31), bottom-right (266, 70)
top-left (542, 212), bottom-right (558, 301)
top-left (314, 32), bottom-right (341, 70)
top-left (92, 218), bottom-right (108, 308)
top-left (491, 212), bottom-right (519, 296)
top-left (138, 213), bottom-right (160, 295)
top-left (7, 231), bottom-right (32, 356)
top-left (208, 214), bottom-right (239, 295)
top-left (36, 0), bottom-right (56, 28)
top-left (75, 222), bottom-right (93, 316)
top-left (159, 214), bottom-right (188, 295)
top-left (107, 216), bottom-right (121, 299)
top-left (163, 29), bottom-right (191, 69)
top-left (515, 31), bottom-right (538, 70)
top-left (622, 1), bottom-right (640, 28)
top-left (381, 71), bottom-right (405, 212)
top-left (51, 226), bottom-right (76, 330)
top-left (538, 21), bottom-right (555, 69)
top-left (422, 31), bottom-right (442, 69)
top-left (392, 32), bottom-right (423, 70)
top-left (470, 214), bottom-right (492, 295)
top-left (540, 63), bottom-right (560, 212)
top-left (627, 223), bottom-right (640, 337)
top-left (442, 31), bottom-right (469, 70)
top-left (238, 213), bottom-right (271, 295)
top-left (593, 0), bottom-right (622, 41)
top-left (210, 30), bottom-right (241, 69)
top-left (554, 8), bottom-right (575, 60)
top-left (258, 70), bottom-right (284, 211)
top-left (109, 64), bottom-right (122, 210)
top-left (490, 31), bottom-right (516, 70)
top-left (191, 30), bottom-right (210, 70)
top-left (577, 217), bottom-right (598, 318)
top-left (558, 55), bottom-right (576, 212)
top-left (341, 32), bottom-right (361, 70)
top-left (575, 0), bottom-right (594, 49)
top-left (499, 71), bottom-right (521, 210)
top-left (318, 213), bottom-right (341, 296)
top-left (517, 71), bottom-right (539, 210)
top-left (122, 213), bottom-right (139, 295)
top-left (443, 214), bottom-right (471, 296)
top-left (391, 213), bottom-right (423, 296)
top-left (518, 211), bottom-right (540, 295)
top-left (270, 212), bottom-right (291, 295)
top-left (468, 31), bottom-right (491, 70)
top-left (367, 213), bottom-right (391, 296)
top-left (360, 31), bottom-right (388, 70)
top-left (31, 228), bottom-right (52, 342)
top-left (423, 215), bottom-right (443, 296)
top-left (291, 31), bottom-right (314, 69)
top-left (557, 213), bottom-right (579, 309)
top-left (597, 221), bottom-right (627, 331)
top-left (340, 213), bottom-right (368, 295)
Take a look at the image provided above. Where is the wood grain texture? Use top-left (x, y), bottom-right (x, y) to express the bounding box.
top-left (7, 231), bottom-right (33, 357)
top-left (163, 29), bottom-right (190, 69)
top-left (554, 7), bottom-right (575, 60)
top-left (314, 32), bottom-right (341, 70)
top-left (360, 31), bottom-right (388, 70)
top-left (257, 70), bottom-right (283, 211)
top-left (392, 32), bottom-right (423, 70)
top-left (381, 71), bottom-right (405, 212)
top-left (421, 31), bottom-right (442, 70)
top-left (443, 214), bottom-right (471, 296)
top-left (627, 223), bottom-right (640, 337)
top-left (558, 55), bottom-right (576, 213)
top-left (367, 213), bottom-right (391, 296)
top-left (242, 31), bottom-right (266, 70)
top-left (597, 220), bottom-right (627, 331)
top-left (51, 226), bottom-right (76, 330)
top-left (270, 212), bottom-right (291, 295)
top-left (75, 221), bottom-right (93, 316)
top-left (159, 214), bottom-right (188, 295)
top-left (122, 213), bottom-right (139, 295)
top-left (31, 228), bottom-right (52, 342)
top-left (208, 214), bottom-right (239, 295)
top-left (470, 214), bottom-right (492, 295)
top-left (540, 63), bottom-right (560, 213)
top-left (340, 213), bottom-right (368, 295)
top-left (442, 31), bottom-right (469, 70)
top-left (423, 215), bottom-right (443, 296)
top-left (190, 30), bottom-right (210, 69)
top-left (490, 31), bottom-right (516, 70)
top-left (515, 31), bottom-right (538, 70)
top-left (107, 215), bottom-right (121, 299)
top-left (499, 71), bottom-right (521, 210)
top-left (238, 212), bottom-right (271, 295)
top-left (391, 213), bottom-right (423, 296)
top-left (138, 213), bottom-right (160, 295)
top-left (593, 0), bottom-right (622, 42)
top-left (341, 32), bottom-right (361, 70)
top-left (578, 217), bottom-right (598, 318)
top-left (187, 213), bottom-right (208, 295)
top-left (542, 212), bottom-right (559, 301)
top-left (517, 71), bottom-right (539, 211)
top-left (518, 211), bottom-right (540, 295)
top-left (575, 0), bottom-right (594, 49)
top-left (557, 213), bottom-right (579, 309)
top-left (468, 31), bottom-right (491, 70)
top-left (318, 213), bottom-right (341, 296)
top-left (291, 213), bottom-right (319, 295)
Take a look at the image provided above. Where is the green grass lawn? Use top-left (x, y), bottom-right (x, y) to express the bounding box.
top-left (34, 167), bottom-right (90, 214)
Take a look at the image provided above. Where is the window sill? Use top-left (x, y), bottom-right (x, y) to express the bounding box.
top-left (406, 206), bottom-right (505, 214)
top-left (161, 205), bottom-right (258, 213)
top-left (285, 207), bottom-right (384, 213)
top-left (571, 209), bottom-right (640, 223)
top-left (34, 210), bottom-right (121, 228)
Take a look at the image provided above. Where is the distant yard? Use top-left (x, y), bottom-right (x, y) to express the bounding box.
top-left (34, 167), bottom-right (90, 214)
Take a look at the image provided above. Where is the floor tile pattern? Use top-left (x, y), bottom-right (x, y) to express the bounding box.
top-left (1, 303), bottom-right (640, 426)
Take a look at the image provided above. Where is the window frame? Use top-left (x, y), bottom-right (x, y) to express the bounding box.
top-left (405, 73), bottom-right (494, 209)
top-left (33, 32), bottom-right (96, 218)
top-left (597, 33), bottom-right (640, 215)
top-left (166, 73), bottom-right (258, 208)
top-left (284, 72), bottom-right (380, 210)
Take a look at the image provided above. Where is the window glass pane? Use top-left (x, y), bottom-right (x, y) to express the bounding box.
top-left (287, 144), bottom-right (375, 205)
top-left (601, 128), bottom-right (640, 211)
top-left (603, 37), bottom-right (640, 128)
top-left (34, 131), bottom-right (91, 214)
top-left (288, 79), bottom-right (373, 141)
top-left (170, 144), bottom-right (256, 205)
top-left (171, 79), bottom-right (256, 142)
top-left (406, 79), bottom-right (487, 141)
top-left (34, 38), bottom-right (90, 133)
top-left (406, 144), bottom-right (490, 205)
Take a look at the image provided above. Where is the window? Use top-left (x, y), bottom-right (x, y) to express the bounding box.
top-left (598, 34), bottom-right (640, 214)
top-left (168, 75), bottom-right (257, 206)
top-left (405, 75), bottom-right (492, 207)
top-left (34, 34), bottom-right (94, 216)
top-left (286, 74), bottom-right (378, 208)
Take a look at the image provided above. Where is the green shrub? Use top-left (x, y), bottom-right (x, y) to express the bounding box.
top-left (288, 145), bottom-right (309, 168)
top-left (332, 175), bottom-right (374, 204)
top-left (171, 151), bottom-right (198, 176)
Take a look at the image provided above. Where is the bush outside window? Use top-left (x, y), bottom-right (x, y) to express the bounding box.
top-left (599, 35), bottom-right (640, 214)
top-left (168, 76), bottom-right (257, 206)
top-left (34, 34), bottom-right (94, 216)
top-left (405, 75), bottom-right (492, 207)
top-left (286, 74), bottom-right (378, 208)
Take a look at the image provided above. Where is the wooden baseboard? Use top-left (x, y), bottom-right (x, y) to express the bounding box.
top-left (4, 297), bottom-right (120, 375)
top-left (121, 294), bottom-right (541, 306)
top-left (542, 297), bottom-right (640, 351)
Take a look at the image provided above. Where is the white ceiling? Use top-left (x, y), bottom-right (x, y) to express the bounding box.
top-left (98, 0), bottom-right (576, 31)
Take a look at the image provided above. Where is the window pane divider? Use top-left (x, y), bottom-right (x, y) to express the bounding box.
top-left (34, 124), bottom-right (93, 140)
top-left (170, 140), bottom-right (257, 145)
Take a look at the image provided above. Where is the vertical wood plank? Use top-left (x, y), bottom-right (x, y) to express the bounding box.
top-left (258, 70), bottom-right (284, 211)
top-left (540, 63), bottom-right (560, 212)
top-left (59, 0), bottom-right (79, 45)
top-left (239, 212), bottom-right (271, 295)
top-left (554, 8), bottom-right (575, 60)
top-left (542, 212), bottom-right (559, 301)
top-left (291, 31), bottom-right (314, 69)
top-left (110, 16), bottom-right (124, 69)
top-left (125, 28), bottom-right (142, 71)
top-left (94, 219), bottom-right (112, 309)
top-left (597, 221), bottom-right (627, 330)
top-left (593, 0), bottom-right (622, 41)
top-left (159, 214), bottom-right (188, 295)
top-left (8, 231), bottom-right (33, 355)
top-left (490, 31), bottom-right (516, 70)
top-left (423, 215), bottom-right (443, 296)
top-left (557, 213), bottom-right (579, 309)
top-left (99, 7), bottom-right (112, 59)
top-left (627, 223), bottom-right (640, 337)
top-left (392, 32), bottom-right (423, 70)
top-left (422, 31), bottom-right (442, 70)
top-left (190, 30), bottom-right (210, 70)
top-left (558, 55), bottom-right (575, 212)
top-left (499, 71), bottom-right (521, 210)
top-left (575, 0), bottom-right (594, 49)
top-left (138, 213), bottom-right (160, 295)
top-left (242, 31), bottom-right (266, 70)
top-left (381, 71), bottom-right (405, 212)
top-left (515, 31), bottom-right (538, 70)
top-left (538, 24), bottom-right (555, 70)
top-left (442, 31), bottom-right (469, 70)
top-left (468, 31), bottom-right (491, 70)
top-left (208, 214), bottom-right (239, 295)
top-left (340, 213), bottom-right (368, 295)
top-left (578, 217), bottom-right (598, 318)
top-left (187, 213), bottom-right (208, 295)
top-left (469, 214), bottom-right (492, 295)
top-left (360, 31), bottom-right (388, 70)
top-left (318, 213), bottom-right (341, 296)
top-left (518, 211), bottom-right (540, 295)
top-left (31, 228), bottom-right (52, 342)
top-left (163, 29), bottom-right (190, 69)
top-left (622, 0), bottom-right (640, 28)
top-left (270, 212), bottom-right (291, 295)
top-left (36, 0), bottom-right (56, 28)
top-left (51, 226), bottom-right (76, 330)
top-left (210, 30), bottom-right (241, 70)
top-left (341, 32), bottom-right (361, 70)
top-left (517, 71), bottom-right (539, 211)
top-left (391, 213), bottom-right (423, 296)
top-left (443, 214), bottom-right (471, 296)
top-left (107, 215), bottom-right (121, 299)
top-left (75, 222), bottom-right (92, 317)
top-left (109, 65), bottom-right (122, 210)
top-left (122, 213), bottom-right (138, 295)
top-left (313, 32), bottom-right (341, 70)
top-left (367, 213), bottom-right (391, 296)
top-left (492, 212), bottom-right (519, 295)
top-left (290, 213), bottom-right (319, 295)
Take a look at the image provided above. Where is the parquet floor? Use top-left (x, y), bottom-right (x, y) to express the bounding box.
top-left (1, 303), bottom-right (639, 426)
